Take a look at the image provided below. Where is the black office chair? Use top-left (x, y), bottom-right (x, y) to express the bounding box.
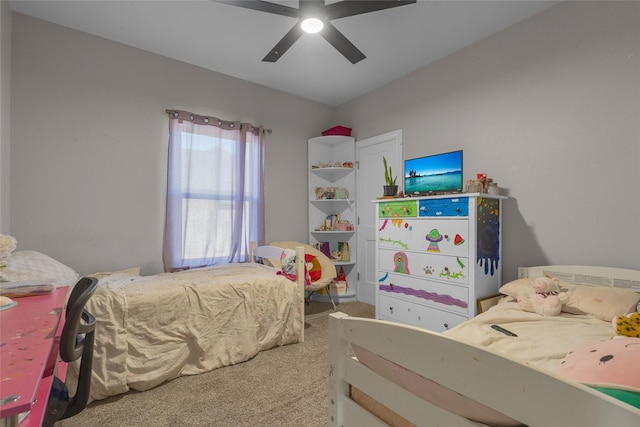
top-left (43, 277), bottom-right (98, 426)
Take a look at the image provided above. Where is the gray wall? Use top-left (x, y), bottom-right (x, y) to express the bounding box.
top-left (9, 13), bottom-right (332, 275)
top-left (0, 0), bottom-right (11, 232)
top-left (336, 1), bottom-right (640, 279)
top-left (6, 1), bottom-right (639, 280)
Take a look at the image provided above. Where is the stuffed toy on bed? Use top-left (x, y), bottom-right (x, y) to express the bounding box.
top-left (555, 337), bottom-right (640, 409)
top-left (516, 276), bottom-right (569, 316)
top-left (613, 312), bottom-right (640, 338)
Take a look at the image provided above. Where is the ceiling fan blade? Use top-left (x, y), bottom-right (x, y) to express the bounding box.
top-left (218, 0), bottom-right (299, 18)
top-left (320, 21), bottom-right (366, 64)
top-left (325, 0), bottom-right (416, 20)
top-left (262, 23), bottom-right (305, 62)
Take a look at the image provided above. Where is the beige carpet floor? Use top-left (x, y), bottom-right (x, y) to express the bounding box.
top-left (58, 301), bottom-right (375, 427)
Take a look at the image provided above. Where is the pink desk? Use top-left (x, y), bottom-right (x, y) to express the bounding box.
top-left (0, 287), bottom-right (68, 426)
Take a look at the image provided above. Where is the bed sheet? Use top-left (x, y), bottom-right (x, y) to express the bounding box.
top-left (443, 299), bottom-right (615, 373)
top-left (68, 263), bottom-right (302, 401)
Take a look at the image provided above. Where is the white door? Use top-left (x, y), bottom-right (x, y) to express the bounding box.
top-left (356, 130), bottom-right (402, 305)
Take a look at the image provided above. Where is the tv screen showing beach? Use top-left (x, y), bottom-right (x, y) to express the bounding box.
top-left (404, 150), bottom-right (463, 195)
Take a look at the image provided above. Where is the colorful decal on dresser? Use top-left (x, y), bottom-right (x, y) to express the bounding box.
top-left (393, 252), bottom-right (410, 274)
top-left (390, 219), bottom-right (401, 227)
top-left (379, 237), bottom-right (409, 249)
top-left (380, 218), bottom-right (413, 232)
top-left (379, 283), bottom-right (468, 309)
top-left (476, 197), bottom-right (501, 276)
top-left (380, 202), bottom-right (416, 217)
top-left (439, 257), bottom-right (466, 280)
top-left (425, 229), bottom-right (443, 252)
top-left (440, 267), bottom-right (464, 280)
top-left (380, 218), bottom-right (413, 249)
top-left (454, 234), bottom-right (465, 245)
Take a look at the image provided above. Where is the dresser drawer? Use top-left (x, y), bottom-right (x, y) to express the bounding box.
top-left (379, 218), bottom-right (469, 256)
top-left (378, 272), bottom-right (469, 316)
top-left (419, 197), bottom-right (468, 217)
top-left (377, 294), bottom-right (467, 332)
top-left (378, 200), bottom-right (418, 218)
top-left (379, 249), bottom-right (469, 285)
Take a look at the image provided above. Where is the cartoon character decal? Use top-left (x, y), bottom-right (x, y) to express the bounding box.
top-left (393, 252), bottom-right (410, 274)
top-left (425, 229), bottom-right (443, 253)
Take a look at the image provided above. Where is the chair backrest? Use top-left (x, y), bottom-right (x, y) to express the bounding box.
top-left (269, 241), bottom-right (337, 291)
top-left (59, 276), bottom-right (99, 419)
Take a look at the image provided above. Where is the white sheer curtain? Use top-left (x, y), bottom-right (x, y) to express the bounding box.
top-left (163, 110), bottom-right (265, 272)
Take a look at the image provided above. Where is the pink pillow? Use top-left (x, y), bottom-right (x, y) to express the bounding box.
top-left (555, 337), bottom-right (640, 391)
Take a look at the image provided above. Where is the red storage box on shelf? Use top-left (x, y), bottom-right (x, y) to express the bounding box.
top-left (321, 126), bottom-right (352, 136)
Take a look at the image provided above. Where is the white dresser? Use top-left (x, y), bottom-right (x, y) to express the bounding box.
top-left (374, 194), bottom-right (506, 332)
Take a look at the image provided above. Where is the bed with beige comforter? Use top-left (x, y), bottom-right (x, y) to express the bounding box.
top-left (68, 262), bottom-right (303, 401)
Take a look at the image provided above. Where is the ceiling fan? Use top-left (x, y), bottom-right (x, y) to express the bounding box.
top-left (220, 0), bottom-right (417, 64)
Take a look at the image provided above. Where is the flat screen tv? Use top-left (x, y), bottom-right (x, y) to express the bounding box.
top-left (404, 150), bottom-right (463, 196)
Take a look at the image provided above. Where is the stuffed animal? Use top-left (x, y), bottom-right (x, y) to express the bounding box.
top-left (613, 312), bottom-right (640, 337)
top-left (517, 276), bottom-right (568, 317)
top-left (555, 337), bottom-right (640, 409)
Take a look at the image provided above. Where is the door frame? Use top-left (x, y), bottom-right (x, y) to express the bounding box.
top-left (355, 130), bottom-right (402, 305)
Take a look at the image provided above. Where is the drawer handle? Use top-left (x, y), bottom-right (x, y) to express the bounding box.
top-left (389, 306), bottom-right (394, 314)
top-left (443, 323), bottom-right (449, 329)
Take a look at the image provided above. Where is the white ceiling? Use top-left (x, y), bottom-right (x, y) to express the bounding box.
top-left (8, 0), bottom-right (560, 106)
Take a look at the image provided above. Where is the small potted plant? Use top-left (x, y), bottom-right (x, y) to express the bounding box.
top-left (383, 156), bottom-right (398, 196)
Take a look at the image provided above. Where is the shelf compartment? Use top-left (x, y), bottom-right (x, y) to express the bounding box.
top-left (310, 199), bottom-right (354, 204)
top-left (310, 230), bottom-right (355, 235)
top-left (310, 167), bottom-right (353, 181)
top-left (333, 260), bottom-right (356, 266)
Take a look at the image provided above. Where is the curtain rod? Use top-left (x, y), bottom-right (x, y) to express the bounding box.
top-left (165, 109), bottom-right (272, 134)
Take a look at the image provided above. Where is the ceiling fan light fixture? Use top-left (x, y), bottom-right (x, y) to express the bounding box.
top-left (300, 17), bottom-right (323, 34)
top-left (225, 0), bottom-right (417, 63)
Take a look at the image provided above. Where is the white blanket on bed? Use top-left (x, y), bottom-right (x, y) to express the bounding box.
top-left (68, 263), bottom-right (302, 401)
top-left (443, 299), bottom-right (615, 373)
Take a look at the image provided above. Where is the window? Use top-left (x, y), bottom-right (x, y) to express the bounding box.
top-left (163, 110), bottom-right (265, 271)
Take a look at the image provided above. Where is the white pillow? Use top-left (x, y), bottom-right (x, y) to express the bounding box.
top-left (562, 286), bottom-right (640, 321)
top-left (0, 250), bottom-right (79, 287)
top-left (500, 278), bottom-right (639, 321)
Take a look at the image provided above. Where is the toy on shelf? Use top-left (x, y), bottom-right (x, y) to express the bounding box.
top-left (314, 187), bottom-right (350, 200)
top-left (316, 214), bottom-right (354, 232)
top-left (312, 160), bottom-right (354, 169)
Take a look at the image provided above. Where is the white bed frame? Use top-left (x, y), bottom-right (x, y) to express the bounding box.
top-left (328, 265), bottom-right (640, 427)
top-left (519, 265), bottom-right (640, 291)
top-left (252, 243), bottom-right (305, 341)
